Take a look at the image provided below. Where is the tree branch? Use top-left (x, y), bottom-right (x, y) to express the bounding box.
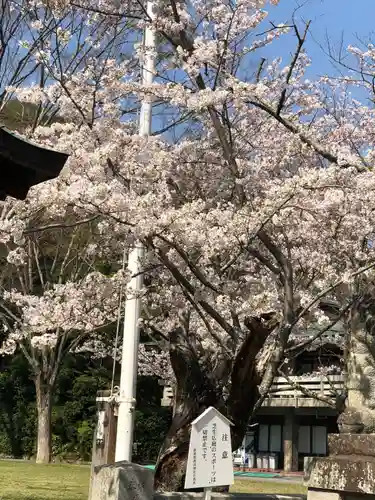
top-left (276, 21), bottom-right (311, 116)
top-left (156, 235), bottom-right (221, 294)
top-left (292, 261), bottom-right (375, 328)
top-left (151, 240), bottom-right (237, 340)
top-left (276, 368), bottom-right (338, 409)
top-left (247, 97), bottom-right (365, 172)
top-left (25, 215), bottom-right (99, 235)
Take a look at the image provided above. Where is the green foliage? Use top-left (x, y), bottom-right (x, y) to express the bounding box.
top-left (133, 407), bottom-right (172, 464)
top-left (133, 377), bottom-right (172, 463)
top-left (0, 99), bottom-right (63, 132)
top-left (51, 356), bottom-right (112, 461)
top-left (76, 420), bottom-right (95, 460)
top-left (0, 353), bottom-right (171, 463)
top-left (0, 354), bottom-right (36, 458)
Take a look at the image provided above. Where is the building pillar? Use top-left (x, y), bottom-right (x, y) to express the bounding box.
top-left (283, 409), bottom-right (298, 472)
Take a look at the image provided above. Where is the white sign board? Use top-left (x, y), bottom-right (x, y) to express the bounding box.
top-left (185, 407), bottom-right (234, 489)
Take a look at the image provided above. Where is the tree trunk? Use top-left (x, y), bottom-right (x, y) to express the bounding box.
top-left (35, 374), bottom-right (52, 464)
top-left (154, 329), bottom-right (222, 491)
top-left (155, 392), bottom-right (219, 492)
top-left (154, 319), bottom-right (271, 491)
top-left (226, 317), bottom-right (270, 450)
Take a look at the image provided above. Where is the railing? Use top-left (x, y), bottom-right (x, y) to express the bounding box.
top-left (263, 374), bottom-right (345, 408)
top-left (161, 374), bottom-right (345, 408)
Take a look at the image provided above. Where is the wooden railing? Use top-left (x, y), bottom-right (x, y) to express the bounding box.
top-left (161, 374), bottom-right (345, 408)
top-left (263, 374), bottom-right (345, 408)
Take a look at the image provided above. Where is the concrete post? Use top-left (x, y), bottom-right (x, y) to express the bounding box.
top-left (283, 409), bottom-right (298, 472)
top-left (89, 391), bottom-right (118, 500)
top-left (91, 390), bottom-right (118, 466)
top-left (115, 0), bottom-right (155, 465)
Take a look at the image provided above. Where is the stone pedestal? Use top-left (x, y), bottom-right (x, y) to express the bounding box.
top-left (306, 434), bottom-right (375, 499)
top-left (90, 461), bottom-right (154, 500)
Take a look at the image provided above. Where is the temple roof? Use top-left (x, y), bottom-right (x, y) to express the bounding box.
top-left (0, 126), bottom-right (69, 200)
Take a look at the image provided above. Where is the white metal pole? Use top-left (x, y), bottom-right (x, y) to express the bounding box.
top-left (115, 0), bottom-right (155, 463)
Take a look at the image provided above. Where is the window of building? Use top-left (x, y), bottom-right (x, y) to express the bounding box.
top-left (298, 425), bottom-right (311, 453)
top-left (258, 424), bottom-right (282, 452)
top-left (312, 426), bottom-right (327, 455)
top-left (258, 424), bottom-right (269, 452)
top-left (298, 425), bottom-right (327, 455)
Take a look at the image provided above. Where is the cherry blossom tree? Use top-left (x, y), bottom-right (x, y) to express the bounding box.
top-left (0, 1), bottom-right (140, 464)
top-left (0, 201), bottom-right (127, 463)
top-left (4, 0), bottom-right (375, 488)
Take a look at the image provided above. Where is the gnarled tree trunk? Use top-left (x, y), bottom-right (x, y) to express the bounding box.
top-left (35, 374), bottom-right (52, 464)
top-left (154, 329), bottom-right (222, 492)
top-left (154, 318), bottom-right (270, 491)
top-left (226, 317), bottom-right (272, 450)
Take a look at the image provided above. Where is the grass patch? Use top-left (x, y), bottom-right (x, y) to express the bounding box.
top-left (231, 478), bottom-right (307, 495)
top-left (0, 460), bottom-right (307, 499)
top-left (0, 460), bottom-right (90, 500)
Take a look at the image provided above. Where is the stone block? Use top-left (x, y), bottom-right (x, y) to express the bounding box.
top-left (328, 433), bottom-right (375, 457)
top-left (307, 490), bottom-right (341, 500)
top-left (308, 456), bottom-right (375, 495)
top-left (90, 461), bottom-right (154, 500)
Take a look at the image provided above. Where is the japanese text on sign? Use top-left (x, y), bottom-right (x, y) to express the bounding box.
top-left (184, 407), bottom-right (234, 489)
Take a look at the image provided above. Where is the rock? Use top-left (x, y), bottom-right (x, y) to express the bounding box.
top-left (90, 461), bottom-right (154, 500)
top-left (307, 491), bottom-right (340, 500)
top-left (338, 407), bottom-right (375, 435)
top-left (307, 434), bottom-right (375, 499)
top-left (337, 408), bottom-right (365, 434)
top-left (329, 434), bottom-right (375, 457)
top-left (308, 455), bottom-right (375, 495)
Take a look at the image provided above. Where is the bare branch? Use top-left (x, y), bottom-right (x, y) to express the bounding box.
top-left (276, 21), bottom-right (311, 116)
top-left (25, 215), bottom-right (100, 235)
top-left (150, 239), bottom-right (237, 340)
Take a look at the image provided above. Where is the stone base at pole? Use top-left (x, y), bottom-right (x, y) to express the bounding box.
top-left (306, 434), bottom-right (375, 499)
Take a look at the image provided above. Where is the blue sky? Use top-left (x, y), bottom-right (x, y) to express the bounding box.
top-left (258, 0), bottom-right (375, 78)
top-left (156, 0), bottom-right (375, 135)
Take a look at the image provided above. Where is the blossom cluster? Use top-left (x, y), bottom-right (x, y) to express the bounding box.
top-left (2, 0), bottom-right (375, 388)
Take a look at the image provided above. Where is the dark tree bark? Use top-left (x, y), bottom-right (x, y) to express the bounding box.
top-left (154, 328), bottom-right (222, 491)
top-left (154, 319), bottom-right (271, 491)
top-left (226, 317), bottom-right (271, 450)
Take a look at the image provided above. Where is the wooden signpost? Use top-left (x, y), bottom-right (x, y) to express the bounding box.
top-left (185, 407), bottom-right (234, 500)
